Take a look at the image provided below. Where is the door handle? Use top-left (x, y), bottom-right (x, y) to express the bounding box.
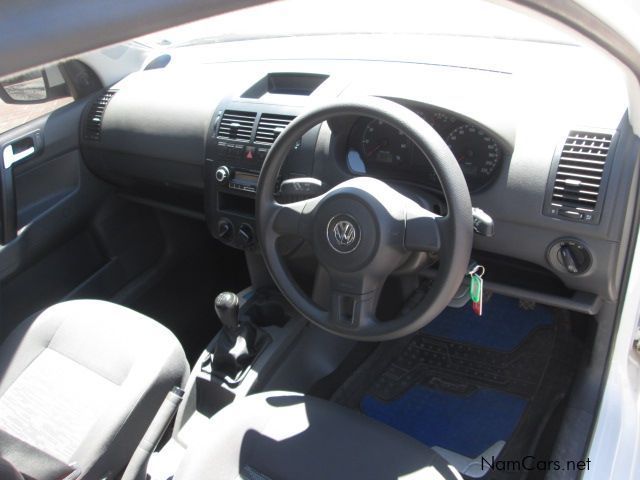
top-left (2, 131), bottom-right (42, 168)
top-left (3, 143), bottom-right (35, 168)
top-left (0, 130), bottom-right (42, 243)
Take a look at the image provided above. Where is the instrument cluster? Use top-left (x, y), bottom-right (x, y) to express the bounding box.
top-left (345, 107), bottom-right (506, 192)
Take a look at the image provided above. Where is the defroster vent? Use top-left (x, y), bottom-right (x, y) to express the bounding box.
top-left (545, 130), bottom-right (614, 224)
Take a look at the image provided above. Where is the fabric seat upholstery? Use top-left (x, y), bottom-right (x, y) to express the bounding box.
top-left (174, 391), bottom-right (462, 480)
top-left (0, 300), bottom-right (188, 480)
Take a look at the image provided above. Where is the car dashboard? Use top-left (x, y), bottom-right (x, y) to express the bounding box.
top-left (79, 34), bottom-right (638, 316)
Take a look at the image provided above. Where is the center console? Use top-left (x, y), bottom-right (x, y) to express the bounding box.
top-left (145, 280), bottom-right (360, 480)
top-left (170, 287), bottom-right (305, 443)
top-left (145, 75), bottom-right (339, 477)
top-left (205, 73), bottom-right (331, 250)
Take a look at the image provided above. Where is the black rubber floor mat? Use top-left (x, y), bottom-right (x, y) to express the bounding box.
top-left (332, 300), bottom-right (583, 480)
top-left (369, 324), bottom-right (557, 401)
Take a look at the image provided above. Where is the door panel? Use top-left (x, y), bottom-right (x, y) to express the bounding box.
top-left (0, 96), bottom-right (112, 339)
top-left (15, 150), bottom-right (80, 228)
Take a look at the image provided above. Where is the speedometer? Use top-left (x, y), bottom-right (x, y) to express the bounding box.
top-left (445, 124), bottom-right (503, 191)
top-left (361, 119), bottom-right (412, 166)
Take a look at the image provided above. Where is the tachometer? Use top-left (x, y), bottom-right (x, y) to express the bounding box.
top-left (445, 124), bottom-right (502, 191)
top-left (361, 120), bottom-right (412, 166)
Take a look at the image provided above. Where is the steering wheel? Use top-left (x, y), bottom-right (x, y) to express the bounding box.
top-left (256, 97), bottom-right (473, 341)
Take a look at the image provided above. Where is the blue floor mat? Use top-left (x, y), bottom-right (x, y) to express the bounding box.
top-left (423, 294), bottom-right (553, 352)
top-left (362, 386), bottom-right (527, 458)
top-left (356, 295), bottom-right (556, 458)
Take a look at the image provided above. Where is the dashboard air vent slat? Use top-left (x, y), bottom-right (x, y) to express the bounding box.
top-left (84, 90), bottom-right (116, 141)
top-left (255, 114), bottom-right (296, 145)
top-left (217, 110), bottom-right (256, 141)
top-left (546, 130), bottom-right (614, 223)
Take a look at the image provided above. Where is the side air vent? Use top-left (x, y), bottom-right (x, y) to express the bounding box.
top-left (545, 130), bottom-right (614, 224)
top-left (255, 113), bottom-right (296, 145)
top-left (216, 110), bottom-right (256, 141)
top-left (84, 90), bottom-right (116, 141)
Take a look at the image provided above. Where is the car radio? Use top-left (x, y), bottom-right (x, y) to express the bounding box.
top-left (215, 166), bottom-right (259, 193)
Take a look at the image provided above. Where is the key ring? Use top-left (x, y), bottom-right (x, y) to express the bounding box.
top-left (469, 265), bottom-right (485, 278)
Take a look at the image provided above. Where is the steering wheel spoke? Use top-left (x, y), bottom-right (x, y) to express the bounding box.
top-left (327, 272), bottom-right (381, 329)
top-left (268, 195), bottom-right (323, 240)
top-left (404, 205), bottom-right (444, 253)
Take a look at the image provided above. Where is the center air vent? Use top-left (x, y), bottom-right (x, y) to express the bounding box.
top-left (217, 110), bottom-right (256, 141)
top-left (84, 90), bottom-right (116, 141)
top-left (545, 130), bottom-right (614, 224)
top-left (255, 113), bottom-right (296, 145)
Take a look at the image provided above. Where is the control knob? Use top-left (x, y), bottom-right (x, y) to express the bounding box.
top-left (238, 224), bottom-right (255, 248)
top-left (218, 219), bottom-right (234, 242)
top-left (215, 166), bottom-right (230, 184)
top-left (547, 238), bottom-right (592, 275)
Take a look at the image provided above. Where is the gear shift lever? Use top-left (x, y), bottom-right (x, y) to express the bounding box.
top-left (215, 292), bottom-right (240, 331)
top-left (210, 292), bottom-right (260, 382)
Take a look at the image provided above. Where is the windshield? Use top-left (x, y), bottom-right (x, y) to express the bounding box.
top-left (138, 0), bottom-right (576, 47)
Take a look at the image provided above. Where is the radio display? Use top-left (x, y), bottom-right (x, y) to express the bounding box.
top-left (234, 171), bottom-right (258, 184)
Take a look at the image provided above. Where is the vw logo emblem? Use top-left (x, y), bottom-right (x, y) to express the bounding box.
top-left (334, 221), bottom-right (356, 246)
top-left (327, 215), bottom-right (361, 253)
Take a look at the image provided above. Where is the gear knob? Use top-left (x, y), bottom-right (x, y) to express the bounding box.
top-left (215, 292), bottom-right (240, 330)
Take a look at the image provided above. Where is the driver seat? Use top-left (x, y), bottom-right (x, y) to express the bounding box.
top-left (175, 391), bottom-right (462, 480)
